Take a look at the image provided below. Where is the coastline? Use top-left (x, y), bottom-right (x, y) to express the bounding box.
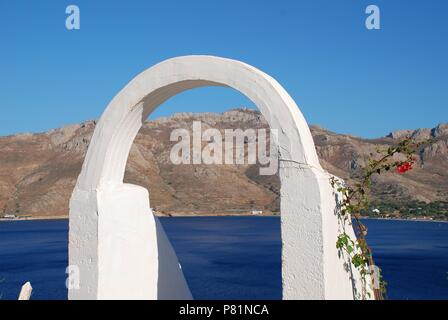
top-left (360, 216), bottom-right (448, 223)
top-left (1, 213), bottom-right (446, 223)
top-left (0, 215), bottom-right (68, 222)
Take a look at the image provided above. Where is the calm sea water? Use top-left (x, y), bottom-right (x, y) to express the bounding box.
top-left (0, 217), bottom-right (447, 300)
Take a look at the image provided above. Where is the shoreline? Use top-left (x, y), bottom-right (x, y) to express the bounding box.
top-left (359, 216), bottom-right (448, 223)
top-left (0, 214), bottom-right (446, 223)
top-left (0, 215), bottom-right (68, 222)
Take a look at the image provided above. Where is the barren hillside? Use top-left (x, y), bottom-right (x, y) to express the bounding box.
top-left (0, 109), bottom-right (447, 218)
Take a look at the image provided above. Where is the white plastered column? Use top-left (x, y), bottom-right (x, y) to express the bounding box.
top-left (69, 55), bottom-right (367, 300)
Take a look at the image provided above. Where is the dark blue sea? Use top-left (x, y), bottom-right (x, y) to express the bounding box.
top-left (0, 217), bottom-right (447, 300)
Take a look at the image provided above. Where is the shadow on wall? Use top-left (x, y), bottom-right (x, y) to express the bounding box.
top-left (332, 188), bottom-right (360, 300)
top-left (155, 217), bottom-right (193, 299)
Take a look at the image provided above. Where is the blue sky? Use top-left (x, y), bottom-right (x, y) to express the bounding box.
top-left (0, 0), bottom-right (446, 137)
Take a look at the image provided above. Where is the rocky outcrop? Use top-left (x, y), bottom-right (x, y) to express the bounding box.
top-left (0, 109), bottom-right (447, 217)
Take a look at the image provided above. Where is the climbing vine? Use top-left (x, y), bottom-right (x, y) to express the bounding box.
top-left (330, 137), bottom-right (434, 300)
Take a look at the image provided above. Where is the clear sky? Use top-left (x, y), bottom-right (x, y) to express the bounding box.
top-left (0, 0), bottom-right (447, 138)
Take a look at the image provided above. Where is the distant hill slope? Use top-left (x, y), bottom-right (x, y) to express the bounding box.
top-left (0, 109), bottom-right (447, 218)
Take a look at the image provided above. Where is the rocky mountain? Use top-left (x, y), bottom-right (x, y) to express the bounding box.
top-left (0, 108), bottom-right (447, 218)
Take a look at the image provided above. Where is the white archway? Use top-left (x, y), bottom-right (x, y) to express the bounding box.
top-left (69, 55), bottom-right (365, 300)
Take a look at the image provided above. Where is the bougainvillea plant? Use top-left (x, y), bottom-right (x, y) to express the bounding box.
top-left (330, 137), bottom-right (433, 300)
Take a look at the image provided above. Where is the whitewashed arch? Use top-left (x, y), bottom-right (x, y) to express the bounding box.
top-left (69, 55), bottom-right (366, 300)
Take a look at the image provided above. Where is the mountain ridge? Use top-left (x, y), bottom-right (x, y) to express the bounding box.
top-left (1, 108), bottom-right (447, 218)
